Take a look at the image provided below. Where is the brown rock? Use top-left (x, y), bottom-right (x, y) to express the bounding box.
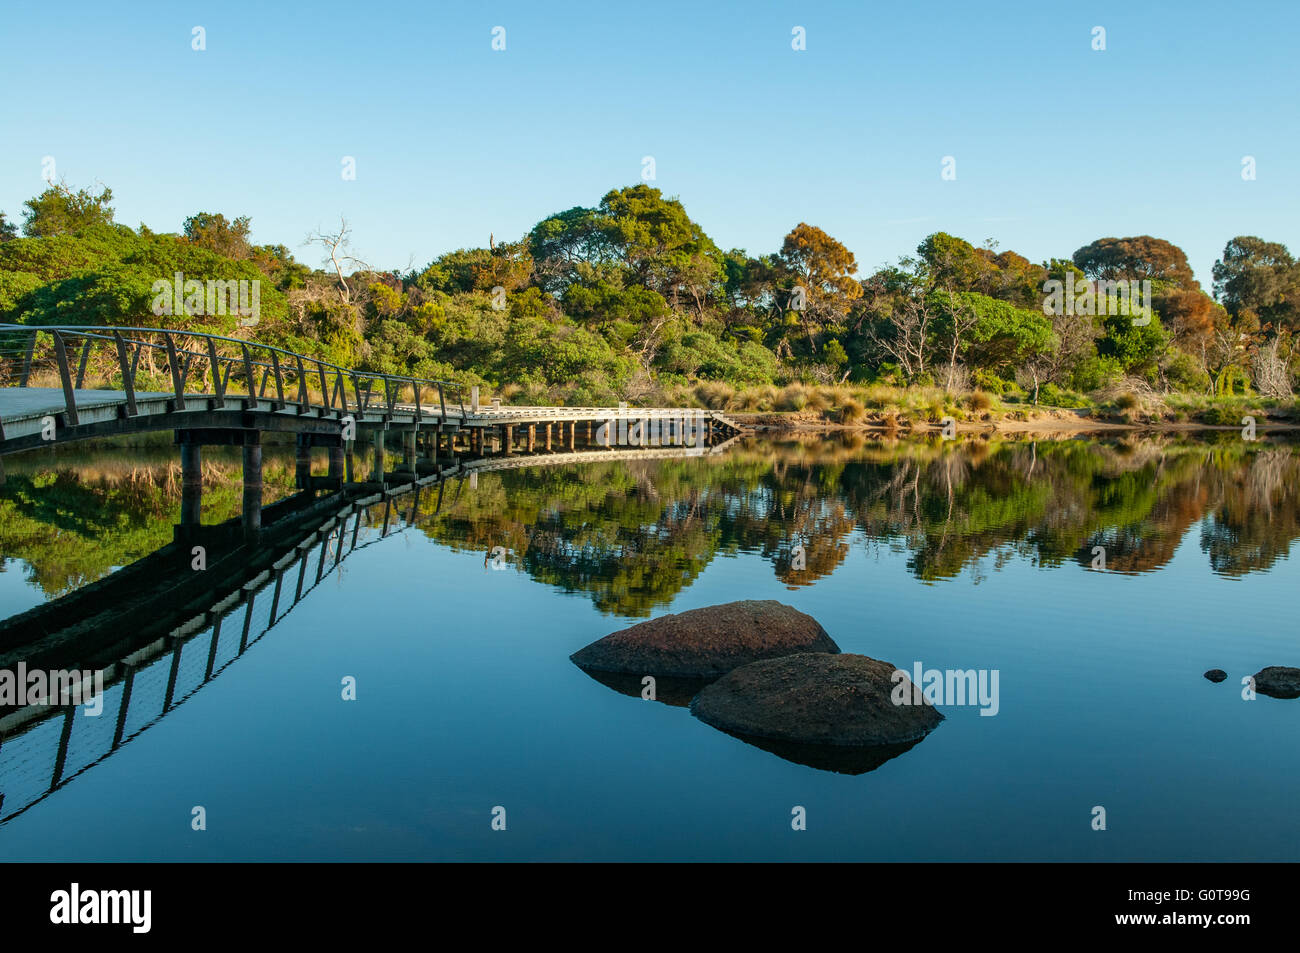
top-left (570, 600), bottom-right (839, 679)
top-left (690, 652), bottom-right (943, 767)
top-left (1253, 666), bottom-right (1300, 699)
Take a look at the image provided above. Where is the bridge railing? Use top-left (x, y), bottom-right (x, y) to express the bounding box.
top-left (0, 324), bottom-right (467, 427)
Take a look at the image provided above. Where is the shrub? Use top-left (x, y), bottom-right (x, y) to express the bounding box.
top-left (694, 381), bottom-right (734, 410)
top-left (1037, 383), bottom-right (1068, 406)
top-left (778, 384), bottom-right (809, 411)
top-left (971, 368), bottom-right (1010, 394)
top-left (968, 390), bottom-right (994, 412)
top-left (1198, 403), bottom-right (1260, 426)
top-left (1161, 349), bottom-right (1212, 394)
top-left (805, 388), bottom-right (832, 413)
top-left (839, 398), bottom-right (866, 424)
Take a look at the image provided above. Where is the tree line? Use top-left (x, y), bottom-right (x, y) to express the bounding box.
top-left (1, 180), bottom-right (1296, 406)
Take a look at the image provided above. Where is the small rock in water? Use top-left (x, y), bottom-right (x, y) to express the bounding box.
top-left (570, 600), bottom-right (839, 680)
top-left (690, 653), bottom-right (943, 774)
top-left (1203, 669), bottom-right (1227, 683)
top-left (1252, 666), bottom-right (1300, 699)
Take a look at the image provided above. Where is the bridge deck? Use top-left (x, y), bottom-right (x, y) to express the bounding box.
top-left (0, 386), bottom-right (741, 450)
top-left (0, 387), bottom-right (170, 420)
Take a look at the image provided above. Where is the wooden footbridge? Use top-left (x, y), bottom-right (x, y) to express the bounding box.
top-left (0, 323), bottom-right (748, 823)
top-left (0, 324), bottom-right (744, 541)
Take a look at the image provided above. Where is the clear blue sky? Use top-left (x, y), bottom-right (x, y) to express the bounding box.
top-left (2, 0), bottom-right (1296, 288)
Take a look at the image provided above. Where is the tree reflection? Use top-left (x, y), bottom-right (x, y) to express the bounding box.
top-left (420, 436), bottom-right (1300, 613)
top-left (4, 435), bottom-right (1298, 618)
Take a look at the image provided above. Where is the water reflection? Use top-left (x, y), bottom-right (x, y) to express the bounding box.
top-left (419, 433), bottom-right (1300, 613)
top-left (1, 432), bottom-right (1297, 850)
top-left (708, 730), bottom-right (926, 776)
top-left (5, 434), bottom-right (1299, 621)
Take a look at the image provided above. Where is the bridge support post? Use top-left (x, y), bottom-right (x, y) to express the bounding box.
top-left (504, 425), bottom-right (513, 456)
top-left (295, 434), bottom-right (312, 490)
top-left (403, 430), bottom-right (417, 471)
top-left (545, 423), bottom-right (553, 451)
top-left (372, 429), bottom-right (385, 482)
top-left (242, 432), bottom-right (262, 543)
top-left (181, 441), bottom-right (202, 530)
top-left (328, 443), bottom-right (345, 488)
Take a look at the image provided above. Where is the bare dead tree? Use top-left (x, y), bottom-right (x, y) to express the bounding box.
top-left (938, 289), bottom-right (978, 391)
top-left (306, 216), bottom-right (370, 305)
top-left (1019, 310), bottom-right (1101, 404)
top-left (1253, 335), bottom-right (1294, 399)
top-left (861, 288), bottom-right (939, 379)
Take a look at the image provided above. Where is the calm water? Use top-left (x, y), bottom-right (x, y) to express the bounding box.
top-left (1, 434), bottom-right (1297, 861)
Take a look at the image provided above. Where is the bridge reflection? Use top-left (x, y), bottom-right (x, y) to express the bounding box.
top-left (0, 440), bottom-right (738, 826)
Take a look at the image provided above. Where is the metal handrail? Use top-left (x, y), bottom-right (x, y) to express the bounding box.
top-left (0, 323), bottom-right (466, 428)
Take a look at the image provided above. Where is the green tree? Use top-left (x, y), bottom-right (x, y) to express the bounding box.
top-left (21, 182), bottom-right (115, 237)
top-left (1072, 236), bottom-right (1198, 289)
top-left (528, 206), bottom-right (615, 292)
top-left (776, 223), bottom-right (862, 352)
top-left (183, 212), bottom-right (253, 259)
top-left (951, 292), bottom-right (1056, 374)
top-left (917, 232), bottom-right (996, 294)
top-left (598, 184), bottom-right (723, 316)
top-left (1212, 236), bottom-right (1300, 332)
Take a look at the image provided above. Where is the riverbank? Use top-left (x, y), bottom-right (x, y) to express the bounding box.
top-left (730, 407), bottom-right (1300, 434)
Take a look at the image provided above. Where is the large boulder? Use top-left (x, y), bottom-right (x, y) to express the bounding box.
top-left (570, 600), bottom-right (839, 680)
top-left (1253, 666), bottom-right (1300, 699)
top-left (691, 653), bottom-right (943, 774)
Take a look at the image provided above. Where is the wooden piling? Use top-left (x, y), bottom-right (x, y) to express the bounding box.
top-left (242, 432), bottom-right (262, 542)
top-left (403, 430), bottom-right (417, 471)
top-left (181, 441), bottom-right (202, 528)
top-left (295, 434), bottom-right (311, 489)
top-left (328, 443), bottom-right (345, 485)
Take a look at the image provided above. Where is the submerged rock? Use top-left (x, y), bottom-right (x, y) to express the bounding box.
top-left (691, 653), bottom-right (943, 774)
top-left (570, 600), bottom-right (839, 680)
top-left (1253, 666), bottom-right (1300, 699)
top-left (1204, 669), bottom-right (1227, 683)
